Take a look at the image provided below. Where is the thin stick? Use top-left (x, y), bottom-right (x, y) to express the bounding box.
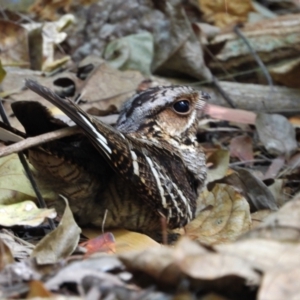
top-left (0, 127), bottom-right (81, 157)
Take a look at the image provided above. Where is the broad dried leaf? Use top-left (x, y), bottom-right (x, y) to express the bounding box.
top-left (121, 237), bottom-right (260, 294)
top-left (178, 249), bottom-right (260, 286)
top-left (31, 198), bottom-right (81, 265)
top-left (174, 238), bottom-right (258, 284)
top-left (241, 192), bottom-right (300, 241)
top-left (186, 184), bottom-right (251, 244)
top-left (210, 171), bottom-right (278, 211)
top-left (217, 239), bottom-right (300, 272)
top-left (256, 113), bottom-right (297, 157)
top-left (0, 200), bottom-right (56, 227)
top-left (80, 61), bottom-right (144, 112)
top-left (119, 246), bottom-right (181, 285)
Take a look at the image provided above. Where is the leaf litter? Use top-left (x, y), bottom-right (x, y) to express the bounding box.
top-left (0, 0), bottom-right (300, 299)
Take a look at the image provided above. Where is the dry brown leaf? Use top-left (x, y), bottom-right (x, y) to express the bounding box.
top-left (178, 250), bottom-right (260, 285)
top-left (0, 20), bottom-right (29, 68)
top-left (31, 197), bottom-right (81, 265)
top-left (119, 246), bottom-right (180, 286)
top-left (27, 280), bottom-right (52, 298)
top-left (185, 184), bottom-right (251, 244)
top-left (269, 57), bottom-right (300, 88)
top-left (79, 61), bottom-right (144, 112)
top-left (121, 237), bottom-right (260, 294)
top-left (198, 0), bottom-right (253, 27)
top-left (29, 0), bottom-right (72, 21)
top-left (217, 239), bottom-right (300, 272)
top-left (0, 238), bottom-right (14, 271)
top-left (289, 116), bottom-right (300, 127)
top-left (241, 192), bottom-right (300, 241)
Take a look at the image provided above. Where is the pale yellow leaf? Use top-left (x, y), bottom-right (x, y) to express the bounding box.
top-left (0, 200), bottom-right (56, 227)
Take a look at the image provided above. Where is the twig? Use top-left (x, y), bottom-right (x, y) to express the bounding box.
top-left (211, 76), bottom-right (236, 108)
top-left (234, 25), bottom-right (274, 95)
top-left (0, 126), bottom-right (81, 157)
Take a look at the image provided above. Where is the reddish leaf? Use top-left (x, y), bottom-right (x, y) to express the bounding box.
top-left (229, 135), bottom-right (254, 162)
top-left (80, 232), bottom-right (116, 255)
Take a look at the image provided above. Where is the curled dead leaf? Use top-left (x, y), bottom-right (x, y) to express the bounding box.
top-left (206, 149), bottom-right (230, 183)
top-left (31, 197), bottom-right (81, 265)
top-left (119, 246), bottom-right (181, 286)
top-left (186, 184), bottom-right (251, 245)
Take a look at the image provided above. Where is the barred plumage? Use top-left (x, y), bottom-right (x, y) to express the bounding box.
top-left (11, 80), bottom-right (209, 238)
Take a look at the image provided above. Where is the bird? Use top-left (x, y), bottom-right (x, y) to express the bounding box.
top-left (7, 80), bottom-right (209, 240)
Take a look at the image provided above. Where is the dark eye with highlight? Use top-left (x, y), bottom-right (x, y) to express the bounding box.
top-left (173, 100), bottom-right (190, 114)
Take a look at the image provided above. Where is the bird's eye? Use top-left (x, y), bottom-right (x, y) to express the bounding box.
top-left (173, 100), bottom-right (190, 114)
